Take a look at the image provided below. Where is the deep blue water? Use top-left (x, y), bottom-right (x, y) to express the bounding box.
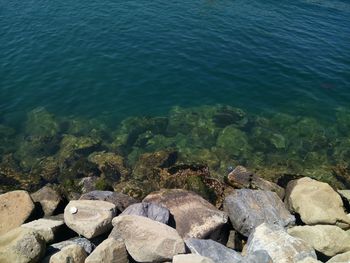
top-left (1, 0), bottom-right (350, 124)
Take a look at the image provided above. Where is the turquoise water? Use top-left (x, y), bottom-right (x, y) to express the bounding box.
top-left (1, 0), bottom-right (350, 124)
top-left (1, 0), bottom-right (350, 193)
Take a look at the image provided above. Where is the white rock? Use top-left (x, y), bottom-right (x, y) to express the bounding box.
top-left (111, 215), bottom-right (185, 262)
top-left (64, 200), bottom-right (116, 238)
top-left (288, 225), bottom-right (350, 257)
top-left (285, 177), bottom-right (350, 227)
top-left (246, 223), bottom-right (316, 263)
top-left (47, 244), bottom-right (87, 263)
top-left (327, 251), bottom-right (350, 263)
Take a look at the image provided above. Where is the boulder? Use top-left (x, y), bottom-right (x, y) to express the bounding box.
top-left (64, 200), bottom-right (116, 238)
top-left (185, 238), bottom-right (242, 263)
top-left (85, 238), bottom-right (128, 263)
top-left (223, 190), bottom-right (295, 237)
top-left (121, 202), bottom-right (170, 224)
top-left (79, 190), bottom-right (137, 213)
top-left (46, 244), bottom-right (87, 263)
top-left (0, 228), bottom-right (46, 263)
top-left (173, 254), bottom-right (215, 263)
top-left (31, 186), bottom-right (63, 216)
top-left (239, 250), bottom-right (272, 263)
top-left (111, 215), bottom-right (185, 262)
top-left (297, 258), bottom-right (322, 263)
top-left (21, 218), bottom-right (64, 243)
top-left (327, 251), bottom-right (350, 263)
top-left (288, 225), bottom-right (350, 257)
top-left (48, 237), bottom-right (95, 255)
top-left (143, 189), bottom-right (228, 238)
top-left (285, 177), bottom-right (350, 227)
top-left (246, 223), bottom-right (317, 263)
top-left (0, 190), bottom-right (35, 235)
top-left (227, 166), bottom-right (285, 199)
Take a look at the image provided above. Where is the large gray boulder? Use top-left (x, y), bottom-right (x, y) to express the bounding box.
top-left (121, 202), bottom-right (170, 224)
top-left (246, 223), bottom-right (317, 263)
top-left (79, 190), bottom-right (137, 213)
top-left (46, 244), bottom-right (87, 263)
top-left (64, 200), bottom-right (116, 238)
top-left (85, 238), bottom-right (128, 263)
top-left (0, 228), bottom-right (46, 263)
top-left (173, 254), bottom-right (215, 263)
top-left (223, 189), bottom-right (295, 237)
top-left (111, 215), bottom-right (185, 262)
top-left (288, 225), bottom-right (350, 257)
top-left (285, 177), bottom-right (350, 227)
top-left (0, 190), bottom-right (35, 235)
top-left (21, 218), bottom-right (65, 243)
top-left (31, 186), bottom-right (63, 216)
top-left (143, 189), bottom-right (228, 239)
top-left (185, 238), bottom-right (242, 263)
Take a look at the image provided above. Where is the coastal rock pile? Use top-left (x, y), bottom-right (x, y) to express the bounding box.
top-left (1, 166), bottom-right (350, 262)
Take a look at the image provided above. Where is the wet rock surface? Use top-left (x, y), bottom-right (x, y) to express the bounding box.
top-left (224, 189), bottom-right (295, 237)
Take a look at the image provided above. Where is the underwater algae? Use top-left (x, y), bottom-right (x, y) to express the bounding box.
top-left (0, 105), bottom-right (350, 201)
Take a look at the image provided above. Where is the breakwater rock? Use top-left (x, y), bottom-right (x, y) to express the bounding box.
top-left (0, 167), bottom-right (349, 262)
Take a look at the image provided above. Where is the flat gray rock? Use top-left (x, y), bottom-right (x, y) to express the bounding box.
top-left (185, 238), bottom-right (242, 263)
top-left (121, 202), bottom-right (170, 224)
top-left (223, 189), bottom-right (295, 237)
top-left (79, 190), bottom-right (137, 213)
top-left (238, 250), bottom-right (272, 263)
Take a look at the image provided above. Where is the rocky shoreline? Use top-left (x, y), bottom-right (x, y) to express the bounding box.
top-left (1, 166), bottom-right (350, 263)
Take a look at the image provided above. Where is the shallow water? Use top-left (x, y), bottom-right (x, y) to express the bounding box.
top-left (0, 0), bottom-right (350, 192)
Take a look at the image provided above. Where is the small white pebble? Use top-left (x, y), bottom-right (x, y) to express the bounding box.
top-left (70, 207), bottom-right (78, 214)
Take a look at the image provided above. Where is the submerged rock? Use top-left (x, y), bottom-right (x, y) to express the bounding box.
top-left (143, 189), bottom-right (228, 239)
top-left (111, 215), bottom-right (185, 262)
